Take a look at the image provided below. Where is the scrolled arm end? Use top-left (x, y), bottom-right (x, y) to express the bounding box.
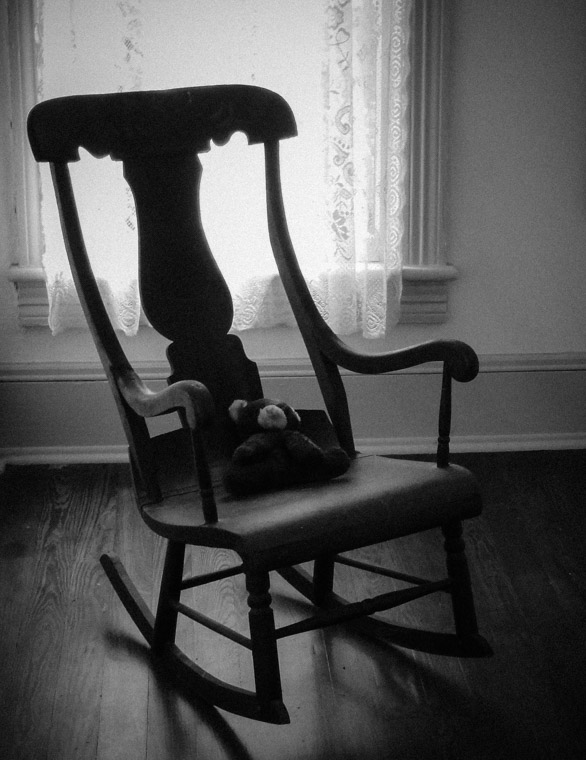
top-left (116, 368), bottom-right (215, 429)
top-left (162, 379), bottom-right (216, 428)
top-left (443, 340), bottom-right (479, 383)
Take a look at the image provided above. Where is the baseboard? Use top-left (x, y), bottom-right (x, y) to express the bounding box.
top-left (356, 432), bottom-right (586, 456)
top-left (2, 430), bottom-right (584, 472)
top-left (0, 445), bottom-right (130, 471)
top-left (1, 351), bottom-right (586, 381)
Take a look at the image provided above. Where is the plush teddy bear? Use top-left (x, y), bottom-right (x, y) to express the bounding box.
top-left (223, 398), bottom-right (351, 496)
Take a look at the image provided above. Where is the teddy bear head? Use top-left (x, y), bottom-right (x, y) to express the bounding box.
top-left (228, 398), bottom-right (301, 437)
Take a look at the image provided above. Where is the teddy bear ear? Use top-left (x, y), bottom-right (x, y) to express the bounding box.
top-left (228, 399), bottom-right (247, 422)
top-left (277, 402), bottom-right (301, 425)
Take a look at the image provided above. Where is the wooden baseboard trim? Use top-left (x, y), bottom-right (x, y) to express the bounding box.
top-left (1, 351), bottom-right (586, 383)
top-left (357, 432), bottom-right (586, 456)
top-left (0, 445), bottom-right (130, 471)
top-left (2, 432), bottom-right (584, 470)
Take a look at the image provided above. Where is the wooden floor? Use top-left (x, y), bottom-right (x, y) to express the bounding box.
top-left (0, 450), bottom-right (585, 760)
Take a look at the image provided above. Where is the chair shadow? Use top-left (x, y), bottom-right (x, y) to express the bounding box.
top-left (104, 630), bottom-right (255, 760)
top-left (104, 590), bottom-right (550, 760)
top-left (270, 590), bottom-right (544, 760)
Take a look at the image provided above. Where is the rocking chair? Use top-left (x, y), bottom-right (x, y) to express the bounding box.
top-left (28, 85), bottom-right (491, 725)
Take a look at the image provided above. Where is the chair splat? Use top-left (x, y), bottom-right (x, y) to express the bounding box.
top-left (124, 154), bottom-right (264, 420)
top-left (123, 155), bottom-right (233, 342)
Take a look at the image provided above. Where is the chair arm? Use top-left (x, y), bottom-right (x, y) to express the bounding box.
top-left (115, 367), bottom-right (215, 429)
top-left (263, 142), bottom-right (478, 384)
top-left (317, 336), bottom-right (479, 383)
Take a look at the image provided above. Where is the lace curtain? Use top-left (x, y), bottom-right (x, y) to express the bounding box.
top-left (39, 0), bottom-right (146, 335)
top-left (322, 0), bottom-right (411, 336)
top-left (37, 0), bottom-right (411, 339)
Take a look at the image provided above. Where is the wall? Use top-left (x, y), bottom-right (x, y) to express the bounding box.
top-left (1, 0), bottom-right (586, 464)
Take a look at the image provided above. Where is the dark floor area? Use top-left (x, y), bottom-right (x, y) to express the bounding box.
top-left (0, 449), bottom-right (585, 759)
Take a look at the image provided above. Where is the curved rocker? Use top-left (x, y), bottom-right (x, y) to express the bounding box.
top-left (277, 565), bottom-right (492, 659)
top-left (101, 554), bottom-right (290, 724)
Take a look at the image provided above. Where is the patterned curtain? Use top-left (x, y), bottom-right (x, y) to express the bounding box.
top-left (37, 0), bottom-right (411, 338)
top-left (39, 0), bottom-right (145, 335)
top-left (320, 0), bottom-right (411, 337)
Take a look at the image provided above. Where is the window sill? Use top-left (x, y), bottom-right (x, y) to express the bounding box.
top-left (7, 263), bottom-right (459, 329)
top-left (400, 264), bottom-right (459, 324)
top-left (7, 266), bottom-right (49, 327)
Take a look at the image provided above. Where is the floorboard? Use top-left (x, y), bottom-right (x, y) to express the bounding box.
top-left (1, 450), bottom-right (585, 760)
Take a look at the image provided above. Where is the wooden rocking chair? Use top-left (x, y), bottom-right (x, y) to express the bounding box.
top-left (28, 85), bottom-right (491, 725)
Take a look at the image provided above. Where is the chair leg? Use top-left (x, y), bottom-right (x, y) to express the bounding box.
top-left (153, 540), bottom-right (186, 653)
top-left (245, 571), bottom-right (283, 708)
top-left (313, 555), bottom-right (335, 606)
top-left (442, 521), bottom-right (490, 654)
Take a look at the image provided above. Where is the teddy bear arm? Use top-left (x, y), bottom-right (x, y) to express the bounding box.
top-left (232, 432), bottom-right (277, 463)
top-left (282, 430), bottom-right (324, 464)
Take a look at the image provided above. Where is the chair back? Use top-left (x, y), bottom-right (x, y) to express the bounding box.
top-left (28, 86), bottom-right (314, 487)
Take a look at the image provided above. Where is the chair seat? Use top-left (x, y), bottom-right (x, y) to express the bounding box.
top-left (140, 428), bottom-right (481, 571)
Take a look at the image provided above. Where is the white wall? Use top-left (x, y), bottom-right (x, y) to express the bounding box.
top-left (442, 0), bottom-right (586, 355)
top-left (1, 0), bottom-right (586, 461)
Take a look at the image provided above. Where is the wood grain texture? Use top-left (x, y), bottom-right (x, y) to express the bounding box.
top-left (0, 466), bottom-right (113, 760)
top-left (97, 479), bottom-right (154, 760)
top-left (1, 450), bottom-right (585, 759)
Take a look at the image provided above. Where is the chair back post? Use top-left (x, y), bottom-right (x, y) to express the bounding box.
top-left (189, 428), bottom-right (218, 523)
top-left (50, 161), bottom-right (160, 499)
top-left (28, 87), bottom-right (301, 511)
top-left (264, 140), bottom-right (356, 456)
top-left (437, 363), bottom-right (452, 467)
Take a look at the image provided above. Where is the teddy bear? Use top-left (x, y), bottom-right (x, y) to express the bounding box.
top-left (223, 398), bottom-right (351, 496)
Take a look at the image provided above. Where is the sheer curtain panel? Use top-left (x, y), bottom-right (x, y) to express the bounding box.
top-left (322, 0), bottom-right (411, 337)
top-left (35, 0), bottom-right (410, 338)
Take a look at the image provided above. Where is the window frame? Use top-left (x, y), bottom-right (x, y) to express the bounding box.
top-left (5, 0), bottom-right (46, 326)
top-left (401, 0), bottom-right (458, 323)
top-left (5, 0), bottom-right (456, 329)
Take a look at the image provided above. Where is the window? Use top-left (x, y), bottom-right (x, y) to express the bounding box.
top-left (6, 0), bottom-right (456, 336)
